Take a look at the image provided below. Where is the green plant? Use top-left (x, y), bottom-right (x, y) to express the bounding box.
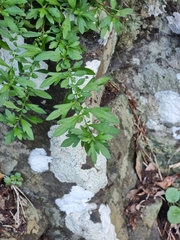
top-left (165, 187), bottom-right (180, 224)
top-left (4, 172), bottom-right (23, 187)
top-left (0, 0), bottom-right (133, 163)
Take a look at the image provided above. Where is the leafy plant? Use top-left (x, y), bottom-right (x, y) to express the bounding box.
top-left (0, 0), bottom-right (133, 163)
top-left (4, 172), bottom-right (23, 187)
top-left (165, 187), bottom-right (180, 224)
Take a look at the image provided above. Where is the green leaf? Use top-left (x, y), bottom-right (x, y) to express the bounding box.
top-left (39, 8), bottom-right (47, 18)
top-left (33, 89), bottom-right (52, 99)
top-left (14, 127), bottom-right (23, 140)
top-left (0, 28), bottom-right (13, 40)
top-left (4, 16), bottom-right (19, 33)
top-left (62, 14), bottom-right (71, 39)
top-left (95, 76), bottom-right (110, 85)
top-left (4, 176), bottom-right (11, 185)
top-left (73, 67), bottom-right (95, 75)
top-left (110, 0), bottom-right (117, 9)
top-left (90, 123), bottom-right (119, 135)
top-left (82, 77), bottom-right (109, 92)
top-left (26, 116), bottom-right (43, 124)
top-left (100, 26), bottom-right (108, 38)
top-left (86, 21), bottom-right (97, 31)
top-left (20, 44), bottom-right (42, 52)
top-left (68, 0), bottom-right (76, 8)
top-left (22, 31), bottom-right (41, 38)
top-left (61, 134), bottom-right (80, 147)
top-left (46, 102), bottom-right (75, 120)
top-left (12, 85), bottom-right (26, 97)
top-left (96, 141), bottom-right (110, 159)
top-left (26, 104), bottom-right (46, 114)
top-left (97, 134), bottom-right (114, 141)
top-left (165, 188), bottom-right (180, 203)
top-left (5, 0), bottom-right (27, 5)
top-left (5, 6), bottom-right (25, 16)
top-left (5, 129), bottom-right (15, 144)
top-left (0, 114), bottom-right (7, 122)
top-left (54, 115), bottom-right (79, 136)
top-left (5, 109), bottom-right (16, 124)
top-left (47, 8), bottom-right (62, 19)
top-left (26, 8), bottom-right (39, 19)
top-left (34, 50), bottom-right (61, 61)
top-left (49, 41), bottom-right (58, 49)
top-left (19, 44), bottom-right (42, 57)
top-left (0, 84), bottom-right (10, 93)
top-left (77, 16), bottom-right (87, 34)
top-left (0, 40), bottom-right (11, 50)
top-left (17, 77), bottom-right (36, 88)
top-left (99, 16), bottom-right (112, 28)
top-left (46, 0), bottom-right (61, 6)
top-left (67, 48), bottom-right (82, 60)
top-left (87, 142), bottom-right (97, 164)
top-left (21, 118), bottom-right (34, 140)
top-left (167, 206), bottom-right (180, 224)
top-left (46, 12), bottom-right (54, 24)
top-left (117, 8), bottom-right (133, 18)
top-left (89, 107), bottom-right (119, 123)
top-left (40, 72), bottom-right (66, 88)
top-left (0, 58), bottom-right (9, 67)
top-left (36, 17), bottom-right (44, 29)
top-left (112, 18), bottom-right (121, 35)
top-left (0, 91), bottom-right (9, 106)
top-left (4, 101), bottom-right (19, 109)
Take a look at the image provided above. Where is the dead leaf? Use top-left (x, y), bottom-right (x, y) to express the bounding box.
top-left (127, 204), bottom-right (137, 214)
top-left (145, 162), bottom-right (156, 171)
top-left (0, 195), bottom-right (5, 209)
top-left (0, 172), bottom-right (4, 181)
top-left (135, 151), bottom-right (142, 182)
top-left (136, 200), bottom-right (146, 211)
top-left (154, 190), bottom-right (165, 199)
top-left (0, 213), bottom-right (5, 221)
top-left (169, 162), bottom-right (180, 169)
top-left (155, 174), bottom-right (180, 190)
top-left (126, 189), bottom-right (140, 200)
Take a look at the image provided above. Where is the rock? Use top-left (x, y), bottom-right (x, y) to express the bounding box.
top-left (1, 203), bottom-right (48, 240)
top-left (48, 126), bottom-right (108, 194)
top-left (155, 90), bottom-right (180, 125)
top-left (103, 95), bottom-right (137, 240)
top-left (167, 12), bottom-right (180, 34)
top-left (0, 123), bottom-right (29, 175)
top-left (19, 204), bottom-right (48, 240)
top-left (129, 199), bottom-right (162, 240)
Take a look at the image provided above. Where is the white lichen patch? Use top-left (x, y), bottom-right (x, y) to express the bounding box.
top-left (155, 91), bottom-right (180, 125)
top-left (28, 148), bottom-right (52, 173)
top-left (56, 186), bottom-right (118, 240)
top-left (172, 126), bottom-right (180, 140)
top-left (167, 12), bottom-right (180, 34)
top-left (176, 73), bottom-right (180, 81)
top-left (48, 126), bottom-right (108, 194)
top-left (55, 186), bottom-right (96, 214)
top-left (148, 0), bottom-right (165, 17)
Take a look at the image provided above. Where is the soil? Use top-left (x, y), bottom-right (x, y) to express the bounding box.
top-left (0, 180), bottom-right (27, 239)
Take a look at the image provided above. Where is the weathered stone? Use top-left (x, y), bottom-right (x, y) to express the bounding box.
top-left (128, 199), bottom-right (162, 240)
top-left (18, 204), bottom-right (48, 240)
top-left (0, 123), bottom-right (29, 175)
top-left (103, 94), bottom-right (137, 240)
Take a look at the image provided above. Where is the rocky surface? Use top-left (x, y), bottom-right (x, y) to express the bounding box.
top-left (1, 0), bottom-right (180, 239)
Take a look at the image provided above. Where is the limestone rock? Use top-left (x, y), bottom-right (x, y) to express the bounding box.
top-left (48, 126), bottom-right (108, 194)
